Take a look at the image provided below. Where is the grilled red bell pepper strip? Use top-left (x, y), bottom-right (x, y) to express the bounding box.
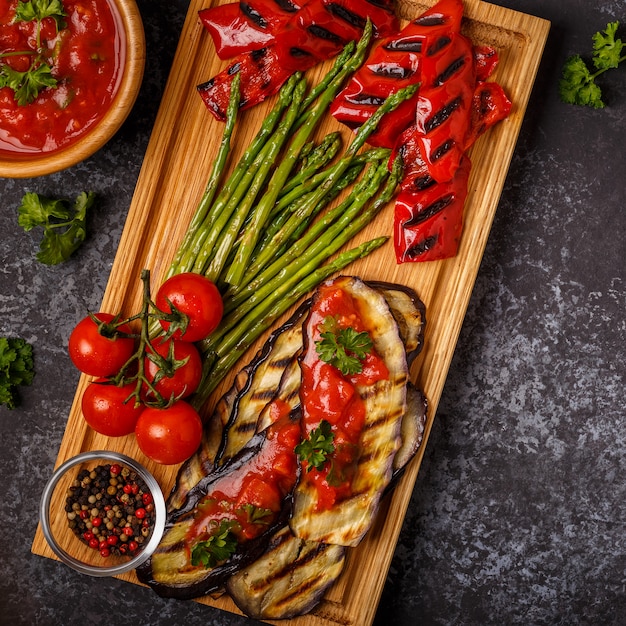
top-left (473, 44), bottom-right (500, 81)
top-left (199, 4), bottom-right (274, 59)
top-left (242, 0), bottom-right (306, 32)
top-left (198, 0), bottom-right (398, 120)
top-left (330, 0), bottom-right (465, 148)
top-left (198, 45), bottom-right (294, 119)
top-left (464, 80), bottom-right (512, 148)
top-left (393, 81), bottom-right (511, 263)
top-left (394, 154), bottom-right (470, 263)
top-left (198, 0), bottom-right (305, 59)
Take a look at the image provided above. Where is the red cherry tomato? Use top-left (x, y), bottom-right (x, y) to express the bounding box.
top-left (68, 313), bottom-right (135, 377)
top-left (81, 379), bottom-right (144, 437)
top-left (155, 273), bottom-right (223, 342)
top-left (142, 338), bottom-right (202, 402)
top-left (135, 400), bottom-right (203, 465)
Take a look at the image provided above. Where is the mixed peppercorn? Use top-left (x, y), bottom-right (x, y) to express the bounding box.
top-left (65, 463), bottom-right (155, 559)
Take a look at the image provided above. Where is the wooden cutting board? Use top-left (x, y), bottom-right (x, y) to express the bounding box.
top-left (31, 1), bottom-right (550, 624)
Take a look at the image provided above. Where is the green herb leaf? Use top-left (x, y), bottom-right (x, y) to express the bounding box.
top-left (17, 191), bottom-right (95, 265)
top-left (238, 503), bottom-right (274, 525)
top-left (15, 0), bottom-right (66, 29)
top-left (559, 21), bottom-right (626, 108)
top-left (315, 315), bottom-right (373, 375)
top-left (0, 63), bottom-right (58, 106)
top-left (559, 55), bottom-right (604, 108)
top-left (592, 21), bottom-right (624, 70)
top-left (295, 419), bottom-right (335, 472)
top-left (0, 337), bottom-right (35, 410)
top-left (190, 520), bottom-right (238, 569)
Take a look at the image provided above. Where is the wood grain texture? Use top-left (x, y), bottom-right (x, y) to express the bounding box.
top-left (31, 1), bottom-right (550, 624)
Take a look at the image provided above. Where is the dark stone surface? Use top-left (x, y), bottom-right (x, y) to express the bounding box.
top-left (1, 1), bottom-right (624, 624)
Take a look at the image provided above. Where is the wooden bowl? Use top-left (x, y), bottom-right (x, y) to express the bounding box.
top-left (0, 0), bottom-right (146, 179)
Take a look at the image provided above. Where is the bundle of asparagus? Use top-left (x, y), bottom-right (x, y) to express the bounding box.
top-left (160, 22), bottom-right (418, 409)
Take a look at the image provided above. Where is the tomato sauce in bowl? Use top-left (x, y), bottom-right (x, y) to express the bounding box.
top-left (0, 0), bottom-right (145, 177)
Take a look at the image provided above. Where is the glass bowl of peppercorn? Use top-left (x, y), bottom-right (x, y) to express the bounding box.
top-left (39, 450), bottom-right (166, 577)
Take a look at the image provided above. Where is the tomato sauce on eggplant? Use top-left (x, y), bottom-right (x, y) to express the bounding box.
top-left (184, 402), bottom-right (301, 562)
top-left (0, 0), bottom-right (125, 156)
top-left (298, 282), bottom-right (389, 511)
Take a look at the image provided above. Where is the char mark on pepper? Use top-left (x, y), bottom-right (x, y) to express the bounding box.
top-left (240, 2), bottom-right (268, 29)
top-left (273, 0), bottom-right (301, 12)
top-left (368, 62), bottom-right (417, 80)
top-left (326, 3), bottom-right (366, 31)
top-left (435, 55), bottom-right (467, 86)
top-left (411, 175), bottom-right (436, 192)
top-left (288, 47), bottom-right (316, 62)
top-left (306, 24), bottom-right (345, 46)
top-left (429, 138), bottom-right (456, 163)
top-left (427, 35), bottom-right (452, 56)
top-left (413, 13), bottom-right (447, 27)
top-left (404, 193), bottom-right (455, 227)
top-left (227, 61), bottom-right (243, 76)
top-left (407, 235), bottom-right (438, 258)
top-left (424, 95), bottom-right (463, 133)
top-left (344, 92), bottom-right (387, 106)
top-left (249, 48), bottom-right (275, 93)
top-left (384, 37), bottom-right (423, 53)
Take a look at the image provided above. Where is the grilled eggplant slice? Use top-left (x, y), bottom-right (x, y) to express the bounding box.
top-left (393, 382), bottom-right (428, 473)
top-left (226, 527), bottom-right (346, 619)
top-left (368, 280), bottom-right (426, 366)
top-left (289, 276), bottom-right (410, 547)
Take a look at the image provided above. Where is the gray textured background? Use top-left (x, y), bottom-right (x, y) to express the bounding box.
top-left (1, 0), bottom-right (625, 624)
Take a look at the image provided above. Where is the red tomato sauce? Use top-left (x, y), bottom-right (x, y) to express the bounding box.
top-left (185, 407), bottom-right (300, 562)
top-left (0, 0), bottom-right (125, 156)
top-left (299, 284), bottom-right (389, 511)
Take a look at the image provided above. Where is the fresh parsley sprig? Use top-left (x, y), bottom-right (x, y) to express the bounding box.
top-left (0, 0), bottom-right (67, 105)
top-left (295, 420), bottom-right (335, 472)
top-left (0, 337), bottom-right (35, 410)
top-left (190, 520), bottom-right (238, 569)
top-left (315, 315), bottom-right (373, 376)
top-left (17, 191), bottom-right (96, 265)
top-left (559, 21), bottom-right (626, 108)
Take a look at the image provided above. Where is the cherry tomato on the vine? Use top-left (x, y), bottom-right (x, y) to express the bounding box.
top-left (68, 313), bottom-right (135, 377)
top-left (142, 338), bottom-right (202, 402)
top-left (81, 379), bottom-right (144, 437)
top-left (135, 400), bottom-right (203, 465)
top-left (155, 273), bottom-right (223, 343)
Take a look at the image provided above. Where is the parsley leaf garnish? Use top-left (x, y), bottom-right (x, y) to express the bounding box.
top-left (315, 316), bottom-right (373, 375)
top-left (15, 0), bottom-right (66, 28)
top-left (0, 63), bottom-right (58, 107)
top-left (0, 337), bottom-right (35, 410)
top-left (17, 191), bottom-right (96, 265)
top-left (190, 520), bottom-right (238, 569)
top-left (238, 503), bottom-right (274, 525)
top-left (295, 420), bottom-right (335, 472)
top-left (559, 21), bottom-right (626, 108)
top-left (0, 0), bottom-right (67, 104)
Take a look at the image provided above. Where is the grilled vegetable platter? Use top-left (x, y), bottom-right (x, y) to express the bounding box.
top-left (31, 0), bottom-right (550, 624)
